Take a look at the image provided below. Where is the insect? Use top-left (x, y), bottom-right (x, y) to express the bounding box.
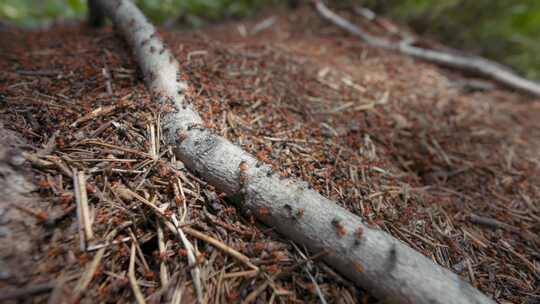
top-left (354, 227), bottom-right (363, 240)
top-left (267, 264), bottom-right (279, 274)
top-left (144, 271), bottom-right (156, 280)
top-left (296, 208), bottom-right (305, 218)
top-left (156, 250), bottom-right (168, 262)
top-left (253, 242), bottom-right (266, 251)
top-left (258, 207), bottom-right (271, 217)
top-left (331, 218), bottom-right (347, 236)
top-left (176, 130), bottom-right (188, 143)
top-left (352, 261), bottom-right (365, 273)
top-left (239, 161), bottom-right (249, 183)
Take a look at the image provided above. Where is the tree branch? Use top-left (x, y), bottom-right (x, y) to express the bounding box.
top-left (315, 0), bottom-right (540, 97)
top-left (91, 1), bottom-right (495, 303)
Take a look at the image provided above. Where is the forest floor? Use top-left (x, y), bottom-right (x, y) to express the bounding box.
top-left (0, 5), bottom-right (539, 304)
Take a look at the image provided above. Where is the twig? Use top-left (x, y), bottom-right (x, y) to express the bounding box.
top-left (71, 226), bottom-right (123, 301)
top-left (47, 156), bottom-right (72, 177)
top-left (75, 139), bottom-right (151, 158)
top-left (170, 215), bottom-right (203, 303)
top-left (43, 205), bottom-right (76, 227)
top-left (73, 170), bottom-right (87, 251)
top-left (250, 16), bottom-right (276, 35)
top-left (129, 242), bottom-right (147, 304)
top-left (86, 236), bottom-right (131, 251)
top-left (71, 247), bottom-right (105, 302)
top-left (242, 279), bottom-right (271, 304)
top-left (501, 240), bottom-right (540, 279)
top-left (73, 170), bottom-right (93, 249)
top-left (157, 220), bottom-right (169, 287)
top-left (467, 213), bottom-right (519, 232)
top-left (71, 105), bottom-right (118, 127)
top-left (292, 243), bottom-right (327, 304)
top-left (170, 276), bottom-right (184, 304)
top-left (243, 250), bottom-right (327, 304)
top-left (37, 130), bottom-right (58, 156)
top-left (182, 225), bottom-right (258, 272)
top-left (17, 69), bottom-right (61, 77)
top-left (22, 151), bottom-right (55, 168)
top-left (129, 229), bottom-right (151, 273)
top-left (10, 204), bottom-right (48, 222)
top-left (315, 0), bottom-right (540, 97)
top-left (102, 67), bottom-right (113, 96)
top-left (148, 124), bottom-right (157, 159)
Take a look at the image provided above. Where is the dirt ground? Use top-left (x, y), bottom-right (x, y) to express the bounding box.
top-left (0, 5), bottom-right (539, 304)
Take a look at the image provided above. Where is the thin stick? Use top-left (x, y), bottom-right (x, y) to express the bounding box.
top-left (86, 236), bottom-right (131, 251)
top-left (242, 279), bottom-right (271, 304)
top-left (73, 169), bottom-right (87, 251)
top-left (222, 269), bottom-right (259, 279)
top-left (120, 186), bottom-right (165, 215)
top-left (171, 215), bottom-right (203, 303)
top-left (501, 240), bottom-right (540, 279)
top-left (71, 104), bottom-right (118, 127)
top-left (468, 213), bottom-right (519, 232)
top-left (176, 224), bottom-right (258, 272)
top-left (170, 277), bottom-right (184, 304)
top-left (243, 250), bottom-right (328, 304)
top-left (76, 139), bottom-right (151, 158)
top-left (102, 67), bottom-right (113, 96)
top-left (148, 124), bottom-right (157, 159)
top-left (129, 229), bottom-right (151, 273)
top-left (77, 170), bottom-right (94, 243)
top-left (71, 247), bottom-right (105, 302)
top-left (157, 220), bottom-right (169, 287)
top-left (128, 242), bottom-right (147, 304)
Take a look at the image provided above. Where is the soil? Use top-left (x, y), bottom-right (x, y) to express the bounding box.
top-left (0, 5), bottom-right (539, 304)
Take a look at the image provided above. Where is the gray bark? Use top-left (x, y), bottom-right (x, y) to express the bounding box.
top-left (315, 0), bottom-right (540, 97)
top-left (92, 1), bottom-right (495, 303)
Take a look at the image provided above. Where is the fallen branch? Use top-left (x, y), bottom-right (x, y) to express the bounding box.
top-left (91, 1), bottom-right (494, 303)
top-left (315, 0), bottom-right (540, 97)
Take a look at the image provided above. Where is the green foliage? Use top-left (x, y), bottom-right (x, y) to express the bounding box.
top-left (136, 0), bottom-right (267, 27)
top-left (0, 0), bottom-right (266, 28)
top-left (0, 0), bottom-right (86, 27)
top-left (367, 0), bottom-right (540, 80)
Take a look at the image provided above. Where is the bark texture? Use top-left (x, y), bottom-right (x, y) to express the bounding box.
top-left (315, 0), bottom-right (540, 97)
top-left (92, 1), bottom-right (495, 303)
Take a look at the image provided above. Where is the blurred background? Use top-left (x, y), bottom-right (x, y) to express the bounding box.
top-left (1, 0), bottom-right (539, 80)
